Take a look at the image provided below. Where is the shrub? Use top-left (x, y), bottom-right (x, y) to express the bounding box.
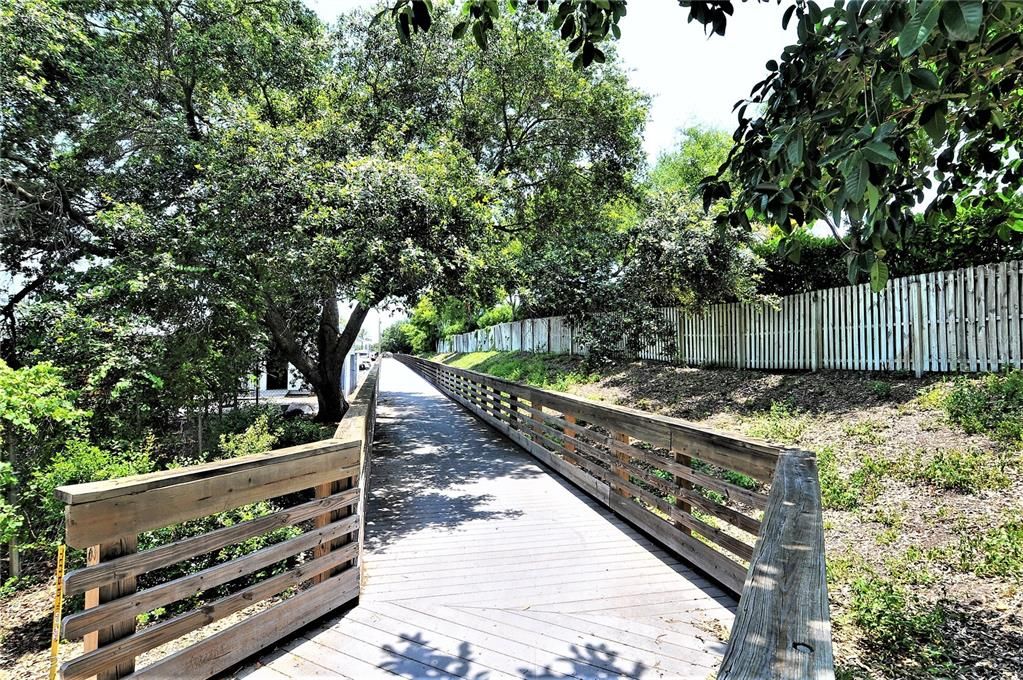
top-left (210, 405), bottom-right (329, 456)
top-left (943, 370), bottom-right (1023, 445)
top-left (30, 439), bottom-right (154, 538)
top-left (476, 303), bottom-right (514, 328)
top-left (219, 414), bottom-right (279, 458)
top-left (869, 380), bottom-right (892, 400)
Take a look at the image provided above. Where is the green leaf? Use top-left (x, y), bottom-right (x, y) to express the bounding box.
top-left (866, 182), bottom-right (880, 212)
top-left (909, 67), bottom-right (939, 91)
top-left (892, 72), bottom-right (912, 101)
top-left (870, 259), bottom-right (889, 292)
top-left (862, 141), bottom-right (898, 165)
top-left (452, 20), bottom-right (468, 39)
top-left (921, 100), bottom-right (947, 142)
top-left (472, 21), bottom-right (488, 50)
top-left (941, 0), bottom-right (983, 41)
top-left (787, 131), bottom-right (804, 166)
top-left (843, 153), bottom-right (868, 200)
top-left (898, 1), bottom-right (941, 57)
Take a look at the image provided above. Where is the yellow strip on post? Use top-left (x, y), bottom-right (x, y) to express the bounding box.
top-left (49, 544), bottom-right (66, 680)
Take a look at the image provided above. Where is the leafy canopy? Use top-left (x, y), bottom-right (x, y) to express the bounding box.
top-left (381, 0), bottom-right (1023, 290)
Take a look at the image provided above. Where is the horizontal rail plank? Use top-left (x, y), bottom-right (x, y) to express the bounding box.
top-left (56, 439), bottom-right (359, 505)
top-left (128, 567), bottom-right (360, 679)
top-left (64, 488), bottom-right (360, 596)
top-left (60, 544), bottom-right (359, 680)
top-left (63, 514), bottom-right (359, 639)
top-left (63, 451), bottom-right (360, 547)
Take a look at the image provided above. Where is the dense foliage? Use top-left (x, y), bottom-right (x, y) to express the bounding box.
top-left (392, 0), bottom-right (1023, 290)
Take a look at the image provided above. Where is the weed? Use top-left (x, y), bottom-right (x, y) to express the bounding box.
top-left (848, 454), bottom-right (893, 505)
top-left (744, 400), bottom-right (807, 444)
top-left (869, 380), bottom-right (892, 400)
top-left (877, 528), bottom-right (899, 546)
top-left (827, 552), bottom-right (867, 584)
top-left (871, 505), bottom-right (905, 528)
top-left (847, 575), bottom-right (950, 668)
top-left (817, 448), bottom-right (896, 510)
top-left (956, 516), bottom-right (1023, 578)
top-left (721, 469), bottom-right (757, 490)
top-left (915, 382), bottom-right (950, 411)
top-left (909, 448), bottom-right (1011, 493)
top-left (885, 547), bottom-right (936, 586)
top-left (817, 447), bottom-right (861, 510)
top-left (943, 369), bottom-right (1023, 445)
top-left (841, 419), bottom-right (886, 445)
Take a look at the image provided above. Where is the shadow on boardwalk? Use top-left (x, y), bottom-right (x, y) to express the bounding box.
top-left (380, 633), bottom-right (650, 679)
top-left (365, 388), bottom-right (535, 551)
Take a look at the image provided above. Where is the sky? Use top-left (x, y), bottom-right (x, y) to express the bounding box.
top-left (311, 1), bottom-right (797, 337)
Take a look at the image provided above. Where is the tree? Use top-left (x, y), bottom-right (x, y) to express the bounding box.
top-left (385, 0), bottom-right (1023, 289)
top-left (1, 0), bottom-right (327, 364)
top-left (195, 122), bottom-right (491, 419)
top-left (380, 321), bottom-right (415, 354)
top-left (648, 126), bottom-right (734, 197)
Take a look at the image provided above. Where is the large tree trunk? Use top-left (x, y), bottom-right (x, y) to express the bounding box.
top-left (264, 294), bottom-right (371, 424)
top-left (312, 300), bottom-right (370, 422)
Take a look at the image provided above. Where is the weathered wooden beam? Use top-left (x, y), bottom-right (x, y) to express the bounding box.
top-left (717, 449), bottom-right (833, 680)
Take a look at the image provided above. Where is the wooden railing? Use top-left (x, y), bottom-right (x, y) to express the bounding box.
top-left (54, 364), bottom-right (379, 679)
top-left (398, 355), bottom-right (833, 679)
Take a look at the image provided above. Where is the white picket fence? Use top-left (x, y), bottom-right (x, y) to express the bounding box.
top-left (437, 260), bottom-right (1023, 376)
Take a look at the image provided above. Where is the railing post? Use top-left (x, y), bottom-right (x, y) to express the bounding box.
top-left (611, 431), bottom-right (630, 496)
top-left (562, 414), bottom-right (578, 465)
top-left (672, 450), bottom-right (693, 536)
top-left (84, 536), bottom-right (138, 679)
top-left (531, 398), bottom-right (545, 444)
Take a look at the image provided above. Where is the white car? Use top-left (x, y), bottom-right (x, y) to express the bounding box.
top-left (357, 351), bottom-right (372, 369)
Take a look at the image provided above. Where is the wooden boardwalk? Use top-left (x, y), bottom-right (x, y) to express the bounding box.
top-left (238, 359), bottom-right (736, 680)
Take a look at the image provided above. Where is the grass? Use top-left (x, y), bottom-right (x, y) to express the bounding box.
top-left (955, 515), bottom-right (1023, 578)
top-left (942, 369), bottom-right (1023, 446)
top-left (905, 448), bottom-right (1012, 493)
top-left (433, 352), bottom-right (600, 392)
top-left (743, 400), bottom-right (808, 444)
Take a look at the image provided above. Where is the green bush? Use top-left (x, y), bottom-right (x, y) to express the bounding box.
top-left (869, 380), bottom-right (893, 400)
top-left (847, 575), bottom-right (949, 666)
top-left (219, 414), bottom-right (278, 458)
top-left (943, 370), bottom-right (1023, 445)
top-left (209, 405), bottom-right (329, 456)
top-left (476, 303), bottom-right (514, 328)
top-left (30, 439), bottom-right (154, 538)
